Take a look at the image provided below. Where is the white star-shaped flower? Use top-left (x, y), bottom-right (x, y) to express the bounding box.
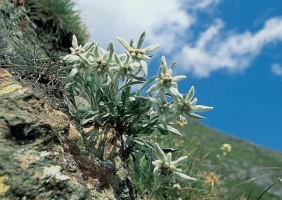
top-left (116, 31), bottom-right (160, 76)
top-left (171, 86), bottom-right (214, 120)
top-left (152, 142), bottom-right (197, 190)
top-left (146, 56), bottom-right (186, 99)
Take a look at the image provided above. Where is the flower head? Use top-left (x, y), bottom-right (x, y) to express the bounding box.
top-left (148, 95), bottom-right (174, 129)
top-left (63, 35), bottom-right (94, 64)
top-left (83, 42), bottom-right (116, 87)
top-left (111, 53), bottom-right (141, 83)
top-left (171, 86), bottom-right (213, 120)
top-left (62, 35), bottom-right (95, 79)
top-left (116, 31), bottom-right (160, 76)
top-left (152, 142), bottom-right (197, 190)
top-left (146, 56), bottom-right (186, 99)
top-left (220, 143), bottom-right (232, 152)
top-left (204, 171), bottom-right (220, 190)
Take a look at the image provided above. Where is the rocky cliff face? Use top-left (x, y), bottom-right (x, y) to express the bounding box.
top-left (0, 1), bottom-right (135, 198)
top-left (0, 68), bottom-right (134, 199)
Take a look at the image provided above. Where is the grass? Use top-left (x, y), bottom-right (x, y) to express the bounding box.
top-left (25, 0), bottom-right (89, 55)
top-left (130, 120), bottom-right (282, 199)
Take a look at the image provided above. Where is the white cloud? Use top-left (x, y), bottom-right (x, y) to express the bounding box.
top-left (272, 64), bottom-right (282, 77)
top-left (176, 17), bottom-right (282, 77)
top-left (74, 0), bottom-right (196, 53)
top-left (74, 0), bottom-right (282, 78)
top-left (185, 0), bottom-right (222, 10)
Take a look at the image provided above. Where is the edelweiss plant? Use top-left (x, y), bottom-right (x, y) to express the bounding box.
top-left (62, 31), bottom-right (213, 194)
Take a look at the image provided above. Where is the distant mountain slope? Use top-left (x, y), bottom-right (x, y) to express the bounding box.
top-left (177, 120), bottom-right (282, 199)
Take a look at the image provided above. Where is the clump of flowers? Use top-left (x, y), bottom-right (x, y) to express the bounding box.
top-left (146, 58), bottom-right (213, 131)
top-left (62, 32), bottom-right (213, 194)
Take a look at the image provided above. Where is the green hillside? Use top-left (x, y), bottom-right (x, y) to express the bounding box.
top-left (151, 120), bottom-right (282, 199)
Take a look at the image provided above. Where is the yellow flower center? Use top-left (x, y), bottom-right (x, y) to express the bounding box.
top-left (159, 102), bottom-right (169, 113)
top-left (93, 57), bottom-right (108, 74)
top-left (119, 64), bottom-right (135, 75)
top-left (177, 101), bottom-right (191, 111)
top-left (161, 162), bottom-right (175, 176)
top-left (129, 48), bottom-right (144, 59)
top-left (162, 73), bottom-right (172, 86)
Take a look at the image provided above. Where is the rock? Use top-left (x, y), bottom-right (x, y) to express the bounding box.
top-left (0, 69), bottom-right (134, 199)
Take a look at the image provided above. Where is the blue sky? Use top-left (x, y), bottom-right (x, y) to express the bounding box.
top-left (75, 0), bottom-right (282, 152)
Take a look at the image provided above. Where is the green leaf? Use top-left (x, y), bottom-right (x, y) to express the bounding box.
top-left (170, 61), bottom-right (178, 69)
top-left (67, 68), bottom-right (79, 80)
top-left (136, 105), bottom-right (151, 114)
top-left (154, 142), bottom-right (167, 162)
top-left (116, 37), bottom-right (130, 50)
top-left (83, 42), bottom-right (95, 52)
top-left (121, 89), bottom-right (128, 108)
top-left (79, 54), bottom-right (91, 65)
top-left (81, 111), bottom-right (99, 125)
top-left (132, 153), bottom-right (141, 175)
top-left (133, 139), bottom-right (145, 146)
top-left (64, 81), bottom-right (75, 90)
top-left (129, 39), bottom-right (134, 47)
top-left (101, 112), bottom-right (111, 119)
top-left (162, 148), bottom-right (180, 153)
top-left (138, 128), bottom-right (154, 135)
top-left (107, 42), bottom-right (115, 63)
top-left (114, 53), bottom-right (123, 66)
top-left (119, 80), bottom-right (144, 91)
top-left (166, 125), bottom-right (182, 136)
top-left (156, 126), bottom-right (169, 135)
top-left (122, 134), bottom-right (129, 149)
top-left (137, 31), bottom-right (146, 49)
top-left (139, 75), bottom-right (157, 92)
top-left (130, 73), bottom-right (146, 81)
